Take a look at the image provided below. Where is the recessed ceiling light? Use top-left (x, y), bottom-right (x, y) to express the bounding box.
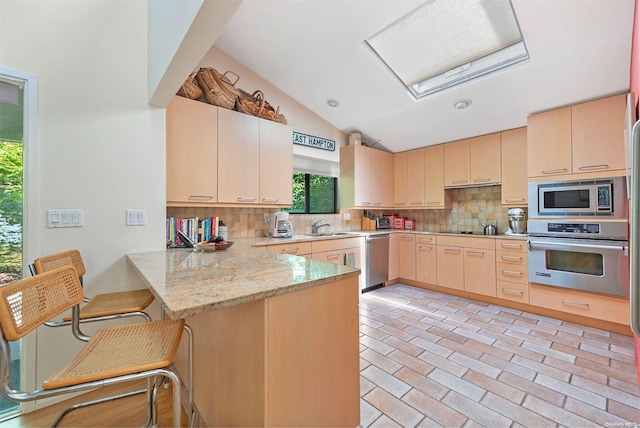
top-left (327, 99), bottom-right (340, 107)
top-left (453, 99), bottom-right (472, 109)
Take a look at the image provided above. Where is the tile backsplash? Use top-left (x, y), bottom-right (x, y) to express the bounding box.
top-left (167, 186), bottom-right (524, 239)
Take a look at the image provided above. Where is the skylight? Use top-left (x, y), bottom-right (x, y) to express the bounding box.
top-left (365, 0), bottom-right (529, 99)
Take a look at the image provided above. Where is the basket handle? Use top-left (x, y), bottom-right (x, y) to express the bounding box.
top-left (252, 90), bottom-right (265, 117)
top-left (222, 71), bottom-right (240, 86)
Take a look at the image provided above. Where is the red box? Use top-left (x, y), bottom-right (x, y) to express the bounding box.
top-left (394, 217), bottom-right (405, 230)
top-left (404, 219), bottom-right (416, 230)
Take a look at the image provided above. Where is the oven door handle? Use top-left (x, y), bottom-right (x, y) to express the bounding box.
top-left (528, 240), bottom-right (628, 252)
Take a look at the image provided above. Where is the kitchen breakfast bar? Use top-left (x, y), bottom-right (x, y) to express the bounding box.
top-left (126, 244), bottom-right (361, 427)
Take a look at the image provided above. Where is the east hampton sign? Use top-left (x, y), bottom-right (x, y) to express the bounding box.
top-left (292, 132), bottom-right (335, 152)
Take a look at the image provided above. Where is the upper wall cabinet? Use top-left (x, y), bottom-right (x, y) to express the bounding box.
top-left (394, 149), bottom-right (425, 208)
top-left (500, 127), bottom-right (528, 206)
top-left (444, 133), bottom-right (501, 188)
top-left (167, 97), bottom-right (293, 207)
top-left (167, 96), bottom-right (218, 205)
top-left (340, 145), bottom-right (394, 209)
top-left (424, 145), bottom-right (451, 209)
top-left (527, 93), bottom-right (626, 180)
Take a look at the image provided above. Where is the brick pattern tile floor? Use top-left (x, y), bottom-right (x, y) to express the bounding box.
top-left (359, 284), bottom-right (640, 427)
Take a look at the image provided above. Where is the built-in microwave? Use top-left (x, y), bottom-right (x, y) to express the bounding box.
top-left (528, 177), bottom-right (627, 218)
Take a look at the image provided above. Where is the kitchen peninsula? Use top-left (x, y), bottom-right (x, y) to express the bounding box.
top-left (127, 245), bottom-right (361, 427)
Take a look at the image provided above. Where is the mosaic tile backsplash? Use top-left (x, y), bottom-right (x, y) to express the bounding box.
top-left (167, 185), bottom-right (523, 239)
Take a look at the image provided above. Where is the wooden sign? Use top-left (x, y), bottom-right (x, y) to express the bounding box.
top-left (292, 132), bottom-right (335, 151)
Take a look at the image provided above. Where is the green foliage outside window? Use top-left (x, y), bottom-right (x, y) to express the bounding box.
top-left (0, 141), bottom-right (22, 281)
top-left (284, 172), bottom-right (336, 214)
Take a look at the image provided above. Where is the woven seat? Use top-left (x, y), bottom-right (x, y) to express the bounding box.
top-left (0, 266), bottom-right (192, 427)
top-left (32, 249), bottom-right (154, 334)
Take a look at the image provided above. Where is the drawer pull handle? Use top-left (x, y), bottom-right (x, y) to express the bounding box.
top-left (282, 248), bottom-right (299, 253)
top-left (501, 243), bottom-right (523, 249)
top-left (578, 164), bottom-right (609, 171)
top-left (361, 201), bottom-right (372, 206)
top-left (418, 237), bottom-right (433, 243)
top-left (467, 251), bottom-right (485, 256)
top-left (410, 202), bottom-right (424, 205)
top-left (502, 270), bottom-right (522, 277)
top-left (473, 178), bottom-right (491, 183)
top-left (561, 299), bottom-right (590, 308)
top-left (502, 288), bottom-right (523, 296)
top-left (395, 202), bottom-right (407, 206)
top-left (426, 201), bottom-right (441, 205)
top-left (372, 202), bottom-right (382, 206)
top-left (452, 180), bottom-right (468, 184)
top-left (418, 245), bottom-right (433, 250)
top-left (261, 197), bottom-right (279, 202)
top-left (188, 195), bottom-right (214, 200)
top-left (501, 256), bottom-right (522, 262)
top-left (445, 248), bottom-right (461, 254)
top-left (541, 168), bottom-right (568, 174)
top-left (504, 198), bottom-right (525, 202)
top-left (237, 197), bottom-right (257, 202)
top-left (326, 253), bottom-right (340, 260)
top-left (401, 236), bottom-right (414, 241)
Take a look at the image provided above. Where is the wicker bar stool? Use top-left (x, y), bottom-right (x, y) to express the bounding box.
top-left (31, 249), bottom-right (155, 341)
top-left (0, 266), bottom-right (192, 427)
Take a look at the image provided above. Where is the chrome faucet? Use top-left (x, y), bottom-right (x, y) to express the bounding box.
top-left (312, 219), bottom-right (331, 234)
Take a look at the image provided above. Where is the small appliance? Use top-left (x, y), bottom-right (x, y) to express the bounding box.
top-left (270, 212), bottom-right (293, 238)
top-left (506, 208), bottom-right (527, 235)
top-left (375, 217), bottom-right (391, 230)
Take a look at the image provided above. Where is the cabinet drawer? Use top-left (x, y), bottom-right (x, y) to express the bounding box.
top-left (496, 250), bottom-right (528, 265)
top-left (311, 237), bottom-right (361, 253)
top-left (495, 239), bottom-right (527, 252)
top-left (267, 241), bottom-right (312, 255)
top-left (529, 284), bottom-right (629, 325)
top-left (416, 234), bottom-right (436, 244)
top-left (497, 280), bottom-right (529, 304)
top-left (496, 262), bottom-right (527, 284)
top-left (311, 249), bottom-right (346, 264)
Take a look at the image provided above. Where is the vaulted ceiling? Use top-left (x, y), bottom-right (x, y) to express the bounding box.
top-left (213, 0), bottom-right (635, 153)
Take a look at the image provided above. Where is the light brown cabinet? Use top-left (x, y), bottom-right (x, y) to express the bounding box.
top-left (340, 145), bottom-right (394, 208)
top-left (394, 151), bottom-right (408, 207)
top-left (463, 239), bottom-right (496, 297)
top-left (500, 127), bottom-right (528, 206)
top-left (166, 96), bottom-right (218, 205)
top-left (444, 134), bottom-right (501, 187)
top-left (571, 94), bottom-right (626, 174)
top-left (424, 145), bottom-right (451, 209)
top-left (266, 241), bottom-right (312, 257)
top-left (527, 93), bottom-right (627, 179)
top-left (218, 108), bottom-right (293, 205)
top-left (415, 235), bottom-right (436, 284)
top-left (398, 234), bottom-right (416, 280)
top-left (394, 148), bottom-right (426, 208)
top-left (388, 233), bottom-right (399, 281)
top-left (436, 236), bottom-right (464, 290)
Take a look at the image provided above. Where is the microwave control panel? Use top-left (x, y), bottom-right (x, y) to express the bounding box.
top-left (597, 185), bottom-right (612, 210)
top-left (547, 222), bottom-right (600, 234)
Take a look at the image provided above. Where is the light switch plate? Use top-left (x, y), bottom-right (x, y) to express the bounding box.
top-left (127, 210), bottom-right (146, 226)
top-left (48, 210), bottom-right (83, 228)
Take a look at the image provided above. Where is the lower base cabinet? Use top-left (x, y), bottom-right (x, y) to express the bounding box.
top-left (399, 234), bottom-right (416, 281)
top-left (436, 242), bottom-right (464, 290)
top-left (416, 241), bottom-right (437, 284)
top-left (464, 245), bottom-right (496, 297)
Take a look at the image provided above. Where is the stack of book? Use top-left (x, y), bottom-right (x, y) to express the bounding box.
top-left (166, 216), bottom-right (220, 247)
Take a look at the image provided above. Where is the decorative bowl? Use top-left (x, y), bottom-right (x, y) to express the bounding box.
top-left (197, 241), bottom-right (234, 252)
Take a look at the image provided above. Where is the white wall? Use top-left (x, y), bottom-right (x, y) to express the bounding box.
top-left (0, 0), bottom-right (166, 404)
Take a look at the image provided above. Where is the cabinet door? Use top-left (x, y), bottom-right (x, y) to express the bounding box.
top-left (424, 145), bottom-right (450, 209)
top-left (527, 107), bottom-right (572, 178)
top-left (444, 139), bottom-right (470, 187)
top-left (166, 96), bottom-right (218, 204)
top-left (464, 248), bottom-right (496, 297)
top-left (394, 152), bottom-right (408, 208)
top-left (398, 234), bottom-right (416, 280)
top-left (500, 128), bottom-right (528, 206)
top-left (354, 145), bottom-right (373, 207)
top-left (371, 149), bottom-right (394, 207)
top-left (469, 133), bottom-right (501, 185)
top-left (571, 94), bottom-right (626, 174)
top-left (259, 120), bottom-right (293, 205)
top-left (416, 242), bottom-right (436, 284)
top-left (436, 245), bottom-right (464, 290)
top-left (407, 148), bottom-right (425, 207)
top-left (388, 233), bottom-right (399, 281)
top-left (217, 109), bottom-right (260, 203)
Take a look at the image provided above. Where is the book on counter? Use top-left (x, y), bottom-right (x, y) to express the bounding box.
top-left (166, 216), bottom-right (219, 248)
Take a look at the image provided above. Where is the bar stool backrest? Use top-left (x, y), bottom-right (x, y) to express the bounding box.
top-left (33, 249), bottom-right (86, 284)
top-left (0, 266), bottom-right (84, 341)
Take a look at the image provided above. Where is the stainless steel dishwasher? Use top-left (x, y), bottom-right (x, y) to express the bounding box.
top-left (364, 234), bottom-right (389, 293)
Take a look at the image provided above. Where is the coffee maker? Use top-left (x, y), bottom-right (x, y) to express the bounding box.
top-left (270, 212), bottom-right (293, 238)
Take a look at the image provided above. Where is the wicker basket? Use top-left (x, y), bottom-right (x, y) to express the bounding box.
top-left (196, 68), bottom-right (239, 109)
top-left (236, 89), bottom-right (266, 117)
top-left (176, 72), bottom-right (202, 100)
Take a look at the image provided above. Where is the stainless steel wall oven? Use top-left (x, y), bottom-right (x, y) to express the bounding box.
top-left (528, 220), bottom-right (629, 297)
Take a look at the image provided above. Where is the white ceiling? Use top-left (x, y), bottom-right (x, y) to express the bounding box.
top-left (214, 0), bottom-right (635, 153)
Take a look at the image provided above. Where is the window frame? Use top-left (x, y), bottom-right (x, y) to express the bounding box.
top-left (286, 172), bottom-right (337, 215)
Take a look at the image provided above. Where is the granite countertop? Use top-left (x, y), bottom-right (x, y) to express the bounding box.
top-left (126, 244), bottom-right (360, 320)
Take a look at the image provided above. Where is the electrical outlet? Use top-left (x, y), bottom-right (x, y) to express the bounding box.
top-left (47, 210), bottom-right (83, 228)
top-left (126, 210), bottom-right (146, 226)
top-left (343, 212), bottom-right (351, 221)
top-left (264, 213), bottom-right (271, 223)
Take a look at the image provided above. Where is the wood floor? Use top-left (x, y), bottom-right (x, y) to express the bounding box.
top-left (0, 380), bottom-right (188, 427)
